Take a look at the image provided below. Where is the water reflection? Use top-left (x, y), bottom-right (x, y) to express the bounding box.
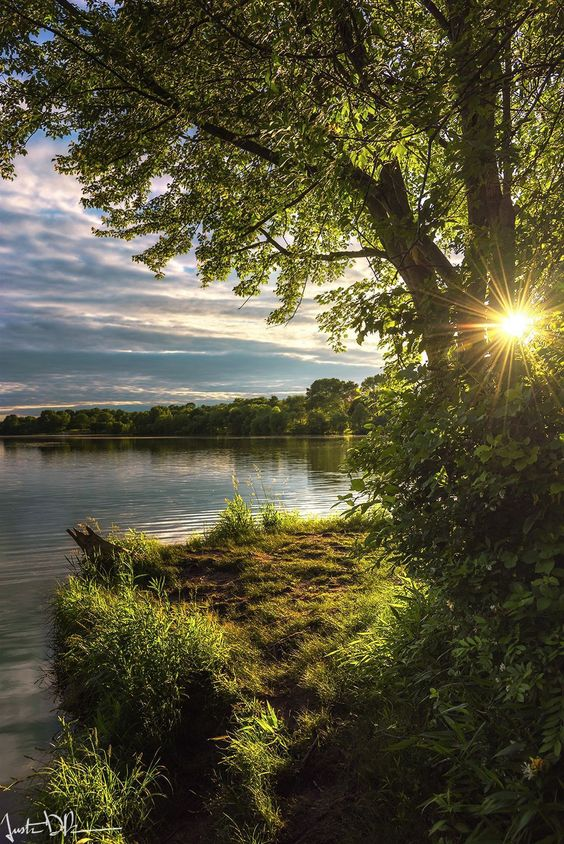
top-left (0, 436), bottom-right (353, 784)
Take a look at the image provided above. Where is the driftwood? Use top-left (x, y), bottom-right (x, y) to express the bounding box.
top-left (67, 525), bottom-right (126, 575)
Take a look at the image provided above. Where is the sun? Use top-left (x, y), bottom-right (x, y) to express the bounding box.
top-left (497, 310), bottom-right (536, 342)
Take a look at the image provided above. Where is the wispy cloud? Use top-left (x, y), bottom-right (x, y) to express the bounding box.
top-left (0, 137), bottom-right (382, 413)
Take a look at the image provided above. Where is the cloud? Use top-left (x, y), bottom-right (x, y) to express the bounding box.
top-left (0, 137), bottom-right (383, 413)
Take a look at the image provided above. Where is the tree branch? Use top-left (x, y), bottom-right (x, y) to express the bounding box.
top-left (315, 247), bottom-right (387, 261)
top-left (258, 228), bottom-right (290, 255)
top-left (252, 234), bottom-right (387, 262)
top-left (200, 123), bottom-right (280, 166)
top-left (53, 0), bottom-right (88, 23)
top-left (418, 0), bottom-right (450, 33)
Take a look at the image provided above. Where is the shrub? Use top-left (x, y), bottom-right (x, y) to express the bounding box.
top-left (342, 360), bottom-right (564, 842)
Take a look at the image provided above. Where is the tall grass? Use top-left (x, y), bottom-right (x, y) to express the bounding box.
top-left (208, 494), bottom-right (258, 543)
top-left (52, 578), bottom-right (231, 751)
top-left (216, 701), bottom-right (289, 843)
top-left (32, 720), bottom-right (164, 844)
top-left (206, 489), bottom-right (381, 545)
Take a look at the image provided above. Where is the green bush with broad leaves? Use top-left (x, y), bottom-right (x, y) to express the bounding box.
top-left (343, 352), bottom-right (564, 842)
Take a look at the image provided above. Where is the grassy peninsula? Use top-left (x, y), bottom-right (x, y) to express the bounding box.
top-left (29, 502), bottom-right (424, 844)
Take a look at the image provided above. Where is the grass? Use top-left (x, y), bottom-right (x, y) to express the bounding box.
top-left (31, 720), bottom-right (164, 844)
top-left (215, 701), bottom-right (289, 843)
top-left (52, 575), bottom-right (232, 753)
top-left (37, 502), bottom-right (409, 843)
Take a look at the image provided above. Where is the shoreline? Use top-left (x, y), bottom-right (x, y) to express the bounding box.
top-left (0, 433), bottom-right (362, 440)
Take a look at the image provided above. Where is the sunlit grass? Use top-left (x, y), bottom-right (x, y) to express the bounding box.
top-left (32, 720), bottom-right (164, 844)
top-left (52, 579), bottom-right (231, 751)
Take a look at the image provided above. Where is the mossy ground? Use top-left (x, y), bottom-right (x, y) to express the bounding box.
top-left (146, 518), bottom-right (403, 843)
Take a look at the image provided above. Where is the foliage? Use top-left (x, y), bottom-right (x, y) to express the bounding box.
top-left (52, 577), bottom-right (231, 751)
top-left (31, 720), bottom-right (164, 844)
top-left (340, 350), bottom-right (564, 841)
top-left (1, 2), bottom-right (561, 363)
top-left (0, 379), bottom-right (372, 436)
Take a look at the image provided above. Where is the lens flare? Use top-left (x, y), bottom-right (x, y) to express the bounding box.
top-left (499, 310), bottom-right (535, 341)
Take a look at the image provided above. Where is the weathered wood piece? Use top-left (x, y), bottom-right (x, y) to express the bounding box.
top-left (67, 525), bottom-right (126, 575)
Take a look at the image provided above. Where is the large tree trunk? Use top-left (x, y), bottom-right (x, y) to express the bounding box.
top-left (356, 160), bottom-right (454, 369)
top-left (450, 2), bottom-right (516, 313)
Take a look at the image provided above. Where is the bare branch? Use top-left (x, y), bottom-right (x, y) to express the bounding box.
top-left (200, 123), bottom-right (280, 166)
top-left (258, 228), bottom-right (291, 255)
top-left (315, 247), bottom-right (387, 261)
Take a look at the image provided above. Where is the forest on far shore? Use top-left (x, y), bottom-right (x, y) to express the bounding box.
top-left (0, 377), bottom-right (380, 437)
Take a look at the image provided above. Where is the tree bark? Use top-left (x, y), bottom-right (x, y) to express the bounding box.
top-left (449, 1), bottom-right (516, 313)
top-left (67, 525), bottom-right (125, 575)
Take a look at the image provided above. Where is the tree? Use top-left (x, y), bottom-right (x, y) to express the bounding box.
top-left (0, 1), bottom-right (560, 371)
top-left (38, 409), bottom-right (70, 432)
top-left (306, 378), bottom-right (357, 410)
top-left (1, 413), bottom-right (20, 433)
top-left (347, 396), bottom-right (370, 433)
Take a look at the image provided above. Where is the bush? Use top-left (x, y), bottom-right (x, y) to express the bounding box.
top-left (342, 359), bottom-right (564, 842)
top-left (52, 579), bottom-right (231, 751)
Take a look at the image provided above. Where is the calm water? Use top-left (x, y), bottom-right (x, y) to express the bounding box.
top-left (0, 436), bottom-right (352, 785)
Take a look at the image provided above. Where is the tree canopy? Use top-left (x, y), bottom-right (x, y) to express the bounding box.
top-left (1, 0), bottom-right (561, 368)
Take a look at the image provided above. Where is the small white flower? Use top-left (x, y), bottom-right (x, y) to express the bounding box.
top-left (522, 762), bottom-right (534, 780)
top-left (522, 757), bottom-right (544, 779)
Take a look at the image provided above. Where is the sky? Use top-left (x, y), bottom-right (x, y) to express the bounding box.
top-left (0, 136), bottom-right (383, 416)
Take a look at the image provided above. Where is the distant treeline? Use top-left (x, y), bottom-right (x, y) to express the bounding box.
top-left (1, 377), bottom-right (381, 437)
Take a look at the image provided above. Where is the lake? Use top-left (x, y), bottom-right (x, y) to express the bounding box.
top-left (0, 436), bottom-right (353, 786)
